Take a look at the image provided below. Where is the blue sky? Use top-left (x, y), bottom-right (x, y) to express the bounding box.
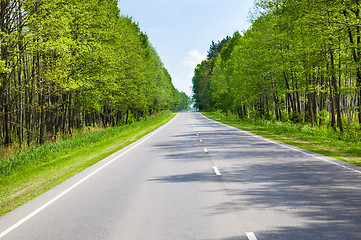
top-left (117, 0), bottom-right (254, 96)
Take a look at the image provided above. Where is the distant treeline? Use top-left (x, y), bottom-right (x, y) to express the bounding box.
top-left (0, 0), bottom-right (189, 148)
top-left (192, 0), bottom-right (361, 132)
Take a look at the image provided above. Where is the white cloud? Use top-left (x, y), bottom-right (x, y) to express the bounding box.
top-left (170, 49), bottom-right (207, 96)
top-left (182, 49), bottom-right (207, 69)
top-left (182, 49), bottom-right (207, 84)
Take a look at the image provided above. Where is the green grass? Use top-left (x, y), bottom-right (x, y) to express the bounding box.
top-left (203, 111), bottom-right (361, 166)
top-left (0, 112), bottom-right (175, 217)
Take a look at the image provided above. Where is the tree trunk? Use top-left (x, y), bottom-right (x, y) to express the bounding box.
top-left (330, 49), bottom-right (343, 132)
top-left (307, 76), bottom-right (315, 126)
top-left (283, 71), bottom-right (295, 114)
top-left (343, 1), bottom-right (361, 124)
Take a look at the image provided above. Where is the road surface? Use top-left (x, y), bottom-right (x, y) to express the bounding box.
top-left (0, 112), bottom-right (361, 239)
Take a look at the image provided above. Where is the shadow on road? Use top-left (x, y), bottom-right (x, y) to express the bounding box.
top-left (150, 114), bottom-right (361, 239)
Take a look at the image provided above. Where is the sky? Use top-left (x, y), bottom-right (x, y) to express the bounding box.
top-left (117, 0), bottom-right (255, 97)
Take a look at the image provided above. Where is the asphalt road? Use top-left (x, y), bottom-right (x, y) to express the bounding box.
top-left (1, 112), bottom-right (361, 240)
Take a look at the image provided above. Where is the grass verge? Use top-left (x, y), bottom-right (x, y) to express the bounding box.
top-left (0, 112), bottom-right (175, 217)
top-left (203, 112), bottom-right (361, 166)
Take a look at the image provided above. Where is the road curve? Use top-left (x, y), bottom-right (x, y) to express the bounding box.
top-left (0, 112), bottom-right (361, 240)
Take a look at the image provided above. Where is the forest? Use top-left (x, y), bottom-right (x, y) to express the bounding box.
top-left (192, 0), bottom-right (361, 133)
top-left (0, 0), bottom-right (189, 149)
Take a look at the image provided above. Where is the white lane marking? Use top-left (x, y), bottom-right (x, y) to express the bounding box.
top-left (199, 113), bottom-right (361, 176)
top-left (262, 137), bottom-right (361, 174)
top-left (0, 114), bottom-right (179, 239)
top-left (196, 133), bottom-right (199, 136)
top-left (213, 166), bottom-right (221, 176)
top-left (245, 132), bottom-right (361, 175)
top-left (199, 139), bottom-right (202, 142)
top-left (204, 147), bottom-right (208, 153)
top-left (246, 232), bottom-right (257, 240)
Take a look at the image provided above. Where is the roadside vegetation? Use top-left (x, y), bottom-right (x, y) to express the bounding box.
top-left (204, 111), bottom-right (361, 167)
top-left (0, 112), bottom-right (175, 217)
top-left (0, 0), bottom-right (190, 217)
top-left (193, 0), bottom-right (361, 133)
top-left (0, 0), bottom-right (190, 148)
top-left (193, 0), bottom-right (361, 165)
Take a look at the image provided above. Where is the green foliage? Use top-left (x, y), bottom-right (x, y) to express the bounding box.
top-left (192, 58), bottom-right (215, 111)
top-left (0, 0), bottom-right (179, 147)
top-left (173, 90), bottom-right (191, 111)
top-left (193, 0), bottom-right (361, 133)
top-left (0, 60), bottom-right (10, 74)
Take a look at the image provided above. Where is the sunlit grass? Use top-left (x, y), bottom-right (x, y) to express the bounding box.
top-left (203, 111), bottom-right (361, 166)
top-left (0, 112), bottom-right (175, 216)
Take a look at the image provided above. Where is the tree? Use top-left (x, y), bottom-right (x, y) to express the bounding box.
top-left (192, 0), bottom-right (361, 133)
top-left (0, 0), bottom-right (180, 149)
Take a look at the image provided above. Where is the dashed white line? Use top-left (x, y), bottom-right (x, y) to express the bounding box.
top-left (246, 232), bottom-right (257, 240)
top-left (199, 139), bottom-right (202, 142)
top-left (200, 113), bottom-right (361, 176)
top-left (213, 166), bottom-right (221, 176)
top-left (204, 147), bottom-right (208, 153)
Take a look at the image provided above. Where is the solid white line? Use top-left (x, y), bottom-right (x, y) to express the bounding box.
top-left (204, 148), bottom-right (208, 153)
top-left (256, 135), bottom-right (361, 174)
top-left (213, 166), bottom-right (221, 176)
top-left (246, 232), bottom-right (257, 240)
top-left (0, 114), bottom-right (179, 239)
top-left (200, 113), bottom-right (361, 176)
